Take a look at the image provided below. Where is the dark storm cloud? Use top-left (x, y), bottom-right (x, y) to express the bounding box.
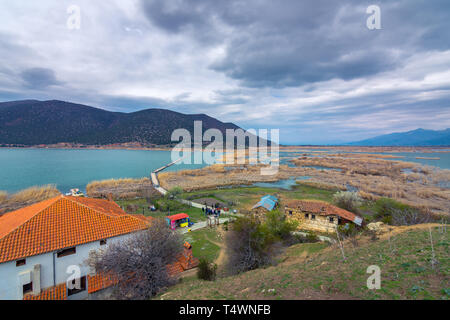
top-left (21, 68), bottom-right (61, 89)
top-left (141, 0), bottom-right (450, 88)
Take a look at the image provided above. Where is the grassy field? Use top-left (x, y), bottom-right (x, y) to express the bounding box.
top-left (183, 228), bottom-right (223, 262)
top-left (160, 225), bottom-right (449, 300)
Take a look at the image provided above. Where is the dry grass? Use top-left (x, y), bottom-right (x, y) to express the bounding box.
top-left (0, 185), bottom-right (61, 215)
top-left (86, 177), bottom-right (159, 200)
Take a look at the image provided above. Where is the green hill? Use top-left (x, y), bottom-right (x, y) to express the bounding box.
top-left (0, 100), bottom-right (241, 146)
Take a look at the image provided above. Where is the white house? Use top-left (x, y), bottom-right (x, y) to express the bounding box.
top-left (0, 195), bottom-right (152, 300)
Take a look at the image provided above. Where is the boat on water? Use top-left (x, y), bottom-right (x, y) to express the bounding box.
top-left (65, 188), bottom-right (85, 197)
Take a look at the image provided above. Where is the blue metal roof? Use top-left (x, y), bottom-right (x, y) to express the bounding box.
top-left (251, 195), bottom-right (278, 211)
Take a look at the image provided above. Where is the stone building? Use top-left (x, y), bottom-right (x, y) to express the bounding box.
top-left (284, 200), bottom-right (363, 233)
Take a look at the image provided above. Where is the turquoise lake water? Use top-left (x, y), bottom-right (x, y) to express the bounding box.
top-left (0, 149), bottom-right (206, 193)
top-left (0, 148), bottom-right (449, 193)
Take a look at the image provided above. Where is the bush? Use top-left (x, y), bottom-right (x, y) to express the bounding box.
top-left (372, 198), bottom-right (435, 226)
top-left (390, 208), bottom-right (436, 226)
top-left (333, 191), bottom-right (362, 213)
top-left (197, 258), bottom-right (217, 281)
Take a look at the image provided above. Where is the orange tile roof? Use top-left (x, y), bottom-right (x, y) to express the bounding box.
top-left (167, 243), bottom-right (199, 277)
top-left (87, 273), bottom-right (118, 294)
top-left (23, 283), bottom-right (67, 300)
top-left (284, 199), bottom-right (360, 222)
top-left (0, 195), bottom-right (151, 264)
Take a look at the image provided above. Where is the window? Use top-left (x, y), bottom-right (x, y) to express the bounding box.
top-left (57, 247), bottom-right (76, 258)
top-left (329, 217), bottom-right (334, 223)
top-left (100, 239), bottom-right (107, 246)
top-left (23, 282), bottom-right (33, 295)
top-left (305, 213), bottom-right (309, 218)
top-left (311, 214), bottom-right (316, 220)
top-left (16, 259), bottom-right (26, 267)
top-left (67, 276), bottom-right (86, 296)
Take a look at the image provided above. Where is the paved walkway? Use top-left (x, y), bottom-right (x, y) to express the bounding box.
top-left (178, 217), bottom-right (232, 234)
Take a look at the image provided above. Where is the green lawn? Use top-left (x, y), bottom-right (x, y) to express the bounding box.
top-left (183, 228), bottom-right (222, 262)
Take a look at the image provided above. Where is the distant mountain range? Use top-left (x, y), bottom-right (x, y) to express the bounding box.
top-left (0, 100), bottom-right (242, 146)
top-left (348, 128), bottom-right (450, 146)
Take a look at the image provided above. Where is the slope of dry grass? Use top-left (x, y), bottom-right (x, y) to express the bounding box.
top-left (160, 224), bottom-right (449, 300)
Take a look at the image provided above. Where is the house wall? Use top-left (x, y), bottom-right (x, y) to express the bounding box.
top-left (251, 207), bottom-right (269, 221)
top-left (0, 233), bottom-right (133, 300)
top-left (285, 207), bottom-right (338, 233)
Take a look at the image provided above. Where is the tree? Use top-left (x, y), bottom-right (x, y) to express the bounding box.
top-left (333, 191), bottom-right (362, 213)
top-left (88, 218), bottom-right (183, 300)
top-left (225, 216), bottom-right (280, 275)
top-left (263, 210), bottom-right (298, 243)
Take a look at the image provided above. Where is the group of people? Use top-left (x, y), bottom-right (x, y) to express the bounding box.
top-left (202, 206), bottom-right (221, 217)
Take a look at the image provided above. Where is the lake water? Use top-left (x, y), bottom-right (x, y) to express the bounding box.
top-left (1, 148), bottom-right (449, 193)
top-left (0, 149), bottom-right (206, 193)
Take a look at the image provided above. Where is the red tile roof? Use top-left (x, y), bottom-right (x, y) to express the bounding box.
top-left (284, 199), bottom-right (360, 222)
top-left (23, 283), bottom-right (67, 300)
top-left (167, 242), bottom-right (199, 276)
top-left (0, 195), bottom-right (151, 264)
top-left (87, 273), bottom-right (118, 294)
top-left (167, 213), bottom-right (189, 221)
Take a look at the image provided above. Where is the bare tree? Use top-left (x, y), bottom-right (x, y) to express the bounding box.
top-left (88, 218), bottom-right (183, 300)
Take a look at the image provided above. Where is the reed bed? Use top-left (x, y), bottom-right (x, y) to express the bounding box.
top-left (86, 178), bottom-right (159, 200)
top-left (0, 185), bottom-right (61, 215)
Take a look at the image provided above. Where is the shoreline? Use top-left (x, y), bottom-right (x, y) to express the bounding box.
top-left (1, 145), bottom-right (450, 153)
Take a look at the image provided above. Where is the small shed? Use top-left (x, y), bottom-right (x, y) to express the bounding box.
top-left (251, 195), bottom-right (279, 211)
top-left (166, 213), bottom-right (191, 230)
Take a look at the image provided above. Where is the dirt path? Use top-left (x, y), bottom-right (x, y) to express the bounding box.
top-left (205, 231), bottom-right (228, 267)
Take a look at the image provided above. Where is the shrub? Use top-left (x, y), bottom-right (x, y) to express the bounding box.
top-left (333, 191), bottom-right (362, 213)
top-left (197, 258), bottom-right (217, 281)
top-left (390, 208), bottom-right (436, 226)
top-left (373, 197), bottom-right (438, 226)
top-left (373, 197), bottom-right (408, 218)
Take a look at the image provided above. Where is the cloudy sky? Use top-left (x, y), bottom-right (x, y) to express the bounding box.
top-left (0, 0), bottom-right (449, 144)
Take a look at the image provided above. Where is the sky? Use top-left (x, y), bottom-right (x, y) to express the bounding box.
top-left (0, 0), bottom-right (449, 145)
